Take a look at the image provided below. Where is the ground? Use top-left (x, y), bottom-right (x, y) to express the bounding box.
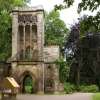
top-left (17, 93), bottom-right (93, 100)
top-left (93, 93), bottom-right (100, 100)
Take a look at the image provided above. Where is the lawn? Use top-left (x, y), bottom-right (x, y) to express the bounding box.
top-left (93, 93), bottom-right (100, 100)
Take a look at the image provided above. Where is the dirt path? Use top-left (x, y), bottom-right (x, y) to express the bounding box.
top-left (17, 93), bottom-right (93, 100)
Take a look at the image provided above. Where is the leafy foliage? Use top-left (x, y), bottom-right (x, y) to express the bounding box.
top-left (45, 10), bottom-right (69, 83)
top-left (56, 58), bottom-right (70, 83)
top-left (0, 0), bottom-right (29, 61)
top-left (78, 0), bottom-right (100, 12)
top-left (65, 23), bottom-right (79, 60)
top-left (0, 0), bottom-right (30, 12)
top-left (55, 0), bottom-right (100, 31)
top-left (64, 82), bottom-right (76, 94)
top-left (64, 18), bottom-right (100, 85)
top-left (56, 0), bottom-right (100, 12)
top-left (45, 10), bottom-right (69, 47)
top-left (55, 0), bottom-right (74, 10)
top-left (79, 85), bottom-right (99, 93)
top-left (79, 15), bottom-right (100, 35)
top-left (0, 11), bottom-right (12, 61)
top-left (64, 83), bottom-right (99, 94)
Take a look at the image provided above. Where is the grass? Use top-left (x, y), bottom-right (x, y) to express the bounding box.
top-left (93, 93), bottom-right (100, 100)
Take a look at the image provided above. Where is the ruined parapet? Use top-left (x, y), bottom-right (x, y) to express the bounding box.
top-left (44, 46), bottom-right (60, 93)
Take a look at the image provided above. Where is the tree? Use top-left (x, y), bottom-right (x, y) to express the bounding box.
top-left (56, 0), bottom-right (100, 12)
top-left (0, 0), bottom-right (30, 61)
top-left (61, 0), bottom-right (100, 86)
top-left (45, 10), bottom-right (69, 83)
top-left (45, 10), bottom-right (69, 47)
top-left (65, 23), bottom-right (80, 59)
top-left (55, 0), bottom-right (100, 31)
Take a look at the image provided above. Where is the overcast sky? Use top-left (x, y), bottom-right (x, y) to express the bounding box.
top-left (30, 0), bottom-right (97, 28)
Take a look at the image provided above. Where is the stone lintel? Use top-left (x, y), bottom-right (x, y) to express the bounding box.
top-left (12, 6), bottom-right (44, 12)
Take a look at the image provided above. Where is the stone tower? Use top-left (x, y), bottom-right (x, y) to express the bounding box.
top-left (11, 6), bottom-right (44, 93)
top-left (11, 6), bottom-right (59, 94)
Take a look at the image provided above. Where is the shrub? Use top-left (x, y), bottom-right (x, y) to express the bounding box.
top-left (79, 85), bottom-right (99, 93)
top-left (64, 82), bottom-right (76, 94)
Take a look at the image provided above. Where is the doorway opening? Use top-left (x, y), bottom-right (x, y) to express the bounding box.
top-left (22, 75), bottom-right (35, 93)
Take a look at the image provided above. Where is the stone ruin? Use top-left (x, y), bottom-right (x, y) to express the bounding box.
top-left (7, 6), bottom-right (60, 94)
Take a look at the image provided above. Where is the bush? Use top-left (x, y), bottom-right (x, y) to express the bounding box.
top-left (64, 83), bottom-right (99, 93)
top-left (79, 85), bottom-right (99, 93)
top-left (64, 82), bottom-right (76, 94)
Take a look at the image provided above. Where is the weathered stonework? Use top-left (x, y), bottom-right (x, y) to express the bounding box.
top-left (11, 6), bottom-right (59, 94)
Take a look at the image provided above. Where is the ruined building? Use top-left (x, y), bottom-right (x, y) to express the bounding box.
top-left (8, 6), bottom-right (59, 93)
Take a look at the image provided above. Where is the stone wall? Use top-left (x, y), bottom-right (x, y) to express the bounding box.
top-left (11, 6), bottom-right (60, 94)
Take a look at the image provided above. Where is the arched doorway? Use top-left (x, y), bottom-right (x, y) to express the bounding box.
top-left (21, 71), bottom-right (37, 94)
top-left (23, 75), bottom-right (33, 93)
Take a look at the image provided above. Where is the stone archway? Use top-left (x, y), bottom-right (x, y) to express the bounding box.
top-left (20, 71), bottom-right (38, 94)
top-left (22, 75), bottom-right (33, 93)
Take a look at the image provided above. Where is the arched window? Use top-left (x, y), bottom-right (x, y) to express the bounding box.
top-left (25, 25), bottom-right (30, 42)
top-left (32, 25), bottom-right (37, 42)
top-left (25, 46), bottom-right (32, 60)
top-left (19, 25), bottom-right (24, 51)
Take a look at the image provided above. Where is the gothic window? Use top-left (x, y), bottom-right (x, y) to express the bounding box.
top-left (18, 14), bottom-right (38, 61)
top-left (25, 46), bottom-right (32, 60)
top-left (18, 14), bottom-right (37, 24)
top-left (25, 25), bottom-right (30, 42)
top-left (19, 25), bottom-right (24, 55)
top-left (32, 25), bottom-right (37, 42)
top-left (20, 49), bottom-right (24, 60)
top-left (19, 25), bottom-right (24, 41)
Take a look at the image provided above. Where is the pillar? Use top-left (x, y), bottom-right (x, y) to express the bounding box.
top-left (54, 64), bottom-right (59, 93)
top-left (37, 63), bottom-right (44, 94)
top-left (23, 24), bottom-right (26, 59)
top-left (30, 24), bottom-right (32, 59)
top-left (12, 12), bottom-right (18, 60)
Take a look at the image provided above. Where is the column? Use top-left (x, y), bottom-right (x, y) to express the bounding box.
top-left (37, 63), bottom-right (44, 94)
top-left (23, 24), bottom-right (26, 59)
top-left (37, 12), bottom-right (44, 61)
top-left (30, 24), bottom-right (32, 59)
top-left (12, 11), bottom-right (18, 77)
top-left (12, 12), bottom-right (18, 60)
top-left (54, 64), bottom-right (59, 93)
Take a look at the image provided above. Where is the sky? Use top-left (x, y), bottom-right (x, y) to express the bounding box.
top-left (30, 0), bottom-right (98, 28)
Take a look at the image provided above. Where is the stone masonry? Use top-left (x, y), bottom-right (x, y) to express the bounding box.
top-left (11, 6), bottom-right (59, 94)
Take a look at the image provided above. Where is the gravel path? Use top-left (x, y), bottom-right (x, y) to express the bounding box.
top-left (17, 93), bottom-right (93, 100)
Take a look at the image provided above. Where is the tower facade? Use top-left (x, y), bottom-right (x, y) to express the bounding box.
top-left (11, 6), bottom-right (59, 94)
top-left (12, 6), bottom-right (44, 62)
